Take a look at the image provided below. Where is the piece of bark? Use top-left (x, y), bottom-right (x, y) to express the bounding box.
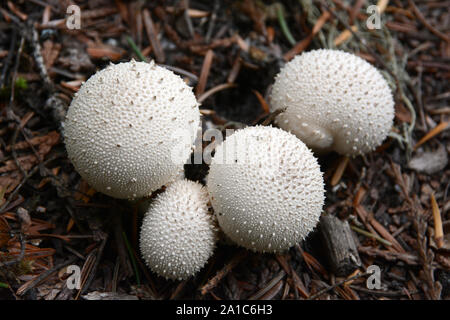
top-left (320, 215), bottom-right (361, 276)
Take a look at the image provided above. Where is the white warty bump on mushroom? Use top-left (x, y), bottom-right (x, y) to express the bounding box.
top-left (64, 60), bottom-right (200, 199)
top-left (270, 49), bottom-right (395, 156)
top-left (207, 126), bottom-right (325, 253)
top-left (140, 179), bottom-right (218, 280)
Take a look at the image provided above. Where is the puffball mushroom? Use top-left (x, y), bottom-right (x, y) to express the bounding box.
top-left (139, 179), bottom-right (218, 280)
top-left (64, 60), bottom-right (200, 199)
top-left (207, 126), bottom-right (325, 253)
top-left (270, 49), bottom-right (395, 156)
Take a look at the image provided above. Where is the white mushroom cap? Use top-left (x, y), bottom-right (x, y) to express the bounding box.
top-left (64, 60), bottom-right (200, 199)
top-left (139, 179), bottom-right (217, 280)
top-left (270, 49), bottom-right (395, 156)
top-left (206, 126), bottom-right (324, 253)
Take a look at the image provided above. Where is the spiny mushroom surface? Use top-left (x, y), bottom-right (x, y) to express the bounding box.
top-left (64, 60), bottom-right (200, 199)
top-left (270, 49), bottom-right (395, 156)
top-left (139, 179), bottom-right (217, 280)
top-left (207, 126), bottom-right (325, 253)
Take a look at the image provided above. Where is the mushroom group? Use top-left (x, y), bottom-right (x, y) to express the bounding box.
top-left (64, 48), bottom-right (395, 281)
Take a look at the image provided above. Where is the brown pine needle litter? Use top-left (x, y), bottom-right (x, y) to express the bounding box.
top-left (333, 0), bottom-right (390, 46)
top-left (283, 11), bottom-right (330, 61)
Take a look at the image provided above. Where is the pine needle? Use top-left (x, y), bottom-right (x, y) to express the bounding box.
top-left (126, 35), bottom-right (147, 62)
top-left (351, 225), bottom-right (393, 247)
top-left (276, 4), bottom-right (296, 46)
top-left (122, 231), bottom-right (141, 286)
top-left (331, 156), bottom-right (350, 186)
top-left (413, 121), bottom-right (449, 151)
top-left (431, 194), bottom-right (444, 249)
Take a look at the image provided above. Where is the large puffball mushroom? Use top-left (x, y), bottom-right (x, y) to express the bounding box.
top-left (206, 126), bottom-right (325, 253)
top-left (64, 60), bottom-right (200, 199)
top-left (139, 179), bottom-right (218, 280)
top-left (270, 49), bottom-right (395, 156)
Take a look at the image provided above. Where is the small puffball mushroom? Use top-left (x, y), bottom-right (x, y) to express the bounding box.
top-left (270, 49), bottom-right (395, 156)
top-left (139, 179), bottom-right (218, 280)
top-left (64, 60), bottom-right (200, 199)
top-left (207, 126), bottom-right (325, 253)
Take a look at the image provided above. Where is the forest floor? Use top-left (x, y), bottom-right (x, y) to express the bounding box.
top-left (0, 0), bottom-right (449, 300)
